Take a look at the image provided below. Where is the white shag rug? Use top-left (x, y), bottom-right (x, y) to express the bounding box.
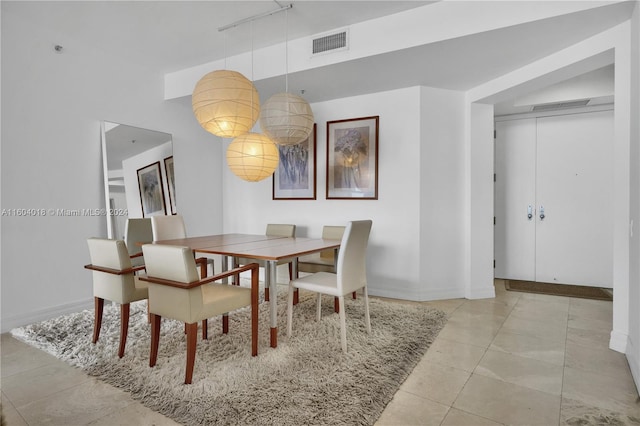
top-left (11, 289), bottom-right (447, 426)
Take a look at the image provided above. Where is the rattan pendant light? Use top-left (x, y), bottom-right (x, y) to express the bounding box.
top-left (192, 69), bottom-right (260, 138)
top-left (259, 9), bottom-right (314, 146)
top-left (260, 92), bottom-right (314, 145)
top-left (226, 132), bottom-right (279, 182)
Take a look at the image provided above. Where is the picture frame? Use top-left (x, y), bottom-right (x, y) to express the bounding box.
top-left (272, 123), bottom-right (317, 200)
top-left (326, 116), bottom-right (379, 199)
top-left (164, 156), bottom-right (177, 214)
top-left (137, 161), bottom-right (166, 217)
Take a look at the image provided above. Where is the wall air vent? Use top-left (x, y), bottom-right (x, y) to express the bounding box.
top-left (312, 30), bottom-right (348, 55)
top-left (532, 99), bottom-right (590, 112)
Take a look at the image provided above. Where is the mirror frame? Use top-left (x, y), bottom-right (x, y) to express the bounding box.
top-left (101, 121), bottom-right (174, 239)
top-left (100, 122), bottom-right (113, 238)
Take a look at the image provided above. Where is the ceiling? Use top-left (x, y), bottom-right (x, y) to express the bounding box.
top-left (3, 1), bottom-right (635, 111)
top-left (104, 123), bottom-right (172, 172)
top-left (2, 1), bottom-right (433, 73)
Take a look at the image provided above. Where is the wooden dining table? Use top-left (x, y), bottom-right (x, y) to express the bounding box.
top-left (152, 233), bottom-right (341, 348)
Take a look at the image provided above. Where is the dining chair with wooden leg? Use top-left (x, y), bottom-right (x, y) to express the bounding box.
top-left (85, 238), bottom-right (149, 358)
top-left (140, 244), bottom-right (260, 384)
top-left (151, 214), bottom-right (212, 278)
top-left (151, 214), bottom-right (213, 337)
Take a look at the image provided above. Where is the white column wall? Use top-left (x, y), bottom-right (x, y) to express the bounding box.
top-left (466, 103), bottom-right (497, 299)
top-left (419, 87), bottom-right (467, 300)
top-left (610, 22), bottom-right (632, 354)
top-left (0, 10), bottom-right (222, 332)
top-left (626, 3), bottom-right (640, 388)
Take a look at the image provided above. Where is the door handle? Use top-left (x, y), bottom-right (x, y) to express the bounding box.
top-left (527, 205), bottom-right (533, 220)
top-left (539, 206), bottom-right (545, 220)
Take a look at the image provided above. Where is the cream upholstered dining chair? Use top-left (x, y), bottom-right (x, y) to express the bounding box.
top-left (140, 244), bottom-right (260, 384)
top-left (150, 214), bottom-right (187, 241)
top-left (287, 220), bottom-right (372, 353)
top-left (150, 214), bottom-right (211, 278)
top-left (297, 225), bottom-right (345, 274)
top-left (297, 225), bottom-right (347, 308)
top-left (85, 238), bottom-right (149, 358)
top-left (234, 223), bottom-right (296, 301)
top-left (124, 218), bottom-right (152, 268)
top-left (297, 225), bottom-right (357, 311)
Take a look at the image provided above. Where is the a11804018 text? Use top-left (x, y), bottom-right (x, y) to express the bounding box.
top-left (1, 208), bottom-right (128, 217)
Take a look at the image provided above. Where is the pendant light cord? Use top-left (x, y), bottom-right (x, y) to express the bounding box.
top-left (285, 9), bottom-right (289, 93)
top-left (251, 20), bottom-right (255, 121)
top-left (223, 31), bottom-right (227, 69)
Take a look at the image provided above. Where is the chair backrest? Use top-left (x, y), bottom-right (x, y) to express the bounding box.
top-left (151, 215), bottom-right (187, 241)
top-left (87, 238), bottom-right (136, 303)
top-left (320, 225), bottom-right (345, 260)
top-left (336, 220), bottom-right (372, 293)
top-left (142, 244), bottom-right (200, 284)
top-left (265, 223), bottom-right (296, 237)
top-left (124, 218), bottom-right (152, 263)
top-left (142, 244), bottom-right (203, 323)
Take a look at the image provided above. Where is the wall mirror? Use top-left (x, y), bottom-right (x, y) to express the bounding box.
top-left (101, 121), bottom-right (174, 239)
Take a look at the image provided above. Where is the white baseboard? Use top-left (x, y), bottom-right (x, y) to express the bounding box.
top-left (609, 329), bottom-right (629, 353)
top-left (368, 285), bottom-right (426, 301)
top-left (369, 284), bottom-right (468, 302)
top-left (626, 338), bottom-right (640, 393)
top-left (1, 298), bottom-right (94, 333)
top-left (467, 285), bottom-right (496, 299)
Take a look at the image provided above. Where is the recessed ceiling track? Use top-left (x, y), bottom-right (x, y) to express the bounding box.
top-left (218, 2), bottom-right (292, 32)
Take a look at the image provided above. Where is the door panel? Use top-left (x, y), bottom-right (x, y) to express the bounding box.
top-left (535, 111), bottom-right (613, 287)
top-left (494, 119), bottom-right (537, 280)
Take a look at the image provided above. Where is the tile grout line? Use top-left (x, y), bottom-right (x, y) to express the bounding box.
top-left (440, 286), bottom-right (519, 425)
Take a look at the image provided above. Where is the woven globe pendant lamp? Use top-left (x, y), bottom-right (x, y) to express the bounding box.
top-left (259, 92), bottom-right (314, 146)
top-left (226, 133), bottom-right (279, 182)
top-left (192, 70), bottom-right (260, 138)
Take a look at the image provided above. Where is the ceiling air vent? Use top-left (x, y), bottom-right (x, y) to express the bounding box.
top-left (312, 30), bottom-right (348, 55)
top-left (532, 99), bottom-right (590, 112)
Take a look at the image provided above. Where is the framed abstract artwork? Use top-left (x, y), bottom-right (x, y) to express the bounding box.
top-left (137, 161), bottom-right (166, 217)
top-left (164, 156), bottom-right (177, 214)
top-left (272, 124), bottom-right (317, 200)
top-left (326, 116), bottom-right (379, 199)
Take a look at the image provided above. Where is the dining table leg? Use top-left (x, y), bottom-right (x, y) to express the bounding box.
top-left (267, 260), bottom-right (278, 348)
top-left (292, 258), bottom-right (299, 305)
top-left (221, 255), bottom-right (230, 332)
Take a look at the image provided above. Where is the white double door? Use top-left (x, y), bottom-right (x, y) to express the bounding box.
top-left (494, 110), bottom-right (613, 288)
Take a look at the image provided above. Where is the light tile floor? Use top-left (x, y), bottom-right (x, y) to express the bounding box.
top-left (2, 280), bottom-right (639, 425)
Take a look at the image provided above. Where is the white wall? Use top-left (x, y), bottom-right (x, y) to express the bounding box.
top-left (627, 2), bottom-right (640, 389)
top-left (467, 102), bottom-right (496, 299)
top-left (220, 86), bottom-right (472, 301)
top-left (611, 22), bottom-right (632, 355)
top-left (223, 87), bottom-right (429, 299)
top-left (419, 87), bottom-right (467, 300)
top-left (0, 10), bottom-right (223, 332)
